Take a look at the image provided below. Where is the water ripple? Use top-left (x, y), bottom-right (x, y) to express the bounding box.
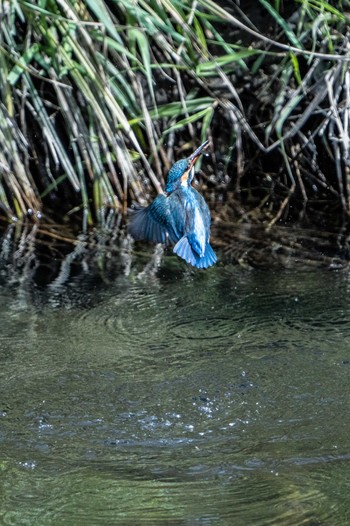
top-left (2, 268), bottom-right (350, 524)
top-left (169, 317), bottom-right (239, 341)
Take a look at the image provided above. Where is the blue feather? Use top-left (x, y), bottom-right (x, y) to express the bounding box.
top-left (128, 195), bottom-right (171, 244)
top-left (174, 237), bottom-right (197, 266)
top-left (174, 236), bottom-right (217, 268)
top-left (197, 243), bottom-right (217, 268)
top-left (128, 206), bottom-right (167, 243)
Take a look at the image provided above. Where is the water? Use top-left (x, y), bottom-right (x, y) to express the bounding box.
top-left (1, 261), bottom-right (350, 525)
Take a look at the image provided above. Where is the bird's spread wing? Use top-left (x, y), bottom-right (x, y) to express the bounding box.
top-left (128, 195), bottom-right (171, 244)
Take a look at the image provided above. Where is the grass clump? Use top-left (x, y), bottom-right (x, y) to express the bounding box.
top-left (0, 0), bottom-right (349, 230)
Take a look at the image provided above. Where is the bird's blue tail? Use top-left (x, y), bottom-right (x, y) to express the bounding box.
top-left (173, 237), bottom-right (217, 269)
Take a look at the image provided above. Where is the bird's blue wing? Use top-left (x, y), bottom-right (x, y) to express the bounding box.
top-left (128, 195), bottom-right (171, 244)
top-left (167, 192), bottom-right (186, 244)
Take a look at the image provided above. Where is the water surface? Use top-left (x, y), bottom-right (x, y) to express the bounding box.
top-left (1, 262), bottom-right (350, 525)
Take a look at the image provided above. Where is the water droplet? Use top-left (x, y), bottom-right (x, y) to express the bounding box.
top-left (19, 460), bottom-right (37, 470)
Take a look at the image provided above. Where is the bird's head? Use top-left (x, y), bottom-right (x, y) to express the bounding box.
top-left (165, 140), bottom-right (209, 193)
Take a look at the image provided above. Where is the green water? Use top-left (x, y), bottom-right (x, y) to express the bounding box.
top-left (1, 263), bottom-right (350, 525)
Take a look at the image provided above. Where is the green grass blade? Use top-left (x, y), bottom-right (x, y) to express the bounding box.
top-left (259, 0), bottom-right (303, 49)
top-left (197, 50), bottom-right (262, 76)
top-left (163, 107), bottom-right (214, 134)
top-left (290, 52), bottom-right (302, 85)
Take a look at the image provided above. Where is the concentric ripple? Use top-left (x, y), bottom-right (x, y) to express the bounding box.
top-left (168, 316), bottom-right (240, 341)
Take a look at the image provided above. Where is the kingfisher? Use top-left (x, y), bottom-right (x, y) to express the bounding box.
top-left (128, 140), bottom-right (217, 269)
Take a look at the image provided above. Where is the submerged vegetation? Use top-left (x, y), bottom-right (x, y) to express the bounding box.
top-left (0, 0), bottom-right (350, 233)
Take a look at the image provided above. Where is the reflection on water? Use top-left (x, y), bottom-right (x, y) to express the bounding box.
top-left (1, 258), bottom-right (350, 524)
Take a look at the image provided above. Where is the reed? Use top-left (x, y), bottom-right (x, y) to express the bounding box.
top-left (0, 1), bottom-right (349, 228)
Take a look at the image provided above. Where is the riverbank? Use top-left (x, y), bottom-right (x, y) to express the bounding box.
top-left (1, 216), bottom-right (349, 294)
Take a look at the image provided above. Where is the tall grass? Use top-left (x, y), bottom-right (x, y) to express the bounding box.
top-left (0, 0), bottom-right (349, 228)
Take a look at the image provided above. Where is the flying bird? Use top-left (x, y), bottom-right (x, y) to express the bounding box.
top-left (128, 140), bottom-right (217, 269)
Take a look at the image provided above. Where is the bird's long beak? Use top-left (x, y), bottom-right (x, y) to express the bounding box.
top-left (188, 140), bottom-right (210, 169)
top-left (180, 140), bottom-right (210, 186)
